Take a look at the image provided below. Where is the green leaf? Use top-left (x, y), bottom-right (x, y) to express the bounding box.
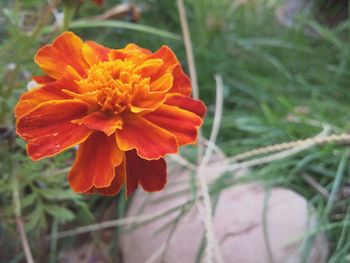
top-left (25, 205), bottom-right (43, 232)
top-left (44, 205), bottom-right (75, 221)
top-left (38, 188), bottom-right (79, 201)
top-left (21, 193), bottom-right (37, 209)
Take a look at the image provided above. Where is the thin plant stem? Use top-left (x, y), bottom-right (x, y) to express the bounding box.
top-left (62, 1), bottom-right (77, 32)
top-left (196, 75), bottom-right (224, 263)
top-left (12, 167), bottom-right (35, 263)
top-left (176, 0), bottom-right (204, 163)
top-left (176, 0), bottom-right (199, 100)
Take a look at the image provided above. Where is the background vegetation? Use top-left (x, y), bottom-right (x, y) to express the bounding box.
top-left (1, 0), bottom-right (350, 262)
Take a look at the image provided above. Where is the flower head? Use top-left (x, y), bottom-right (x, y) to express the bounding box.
top-left (15, 32), bottom-right (206, 197)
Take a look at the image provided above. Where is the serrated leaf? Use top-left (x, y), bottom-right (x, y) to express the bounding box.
top-left (21, 193), bottom-right (37, 209)
top-left (25, 205), bottom-right (43, 232)
top-left (38, 188), bottom-right (79, 201)
top-left (44, 205), bottom-right (75, 221)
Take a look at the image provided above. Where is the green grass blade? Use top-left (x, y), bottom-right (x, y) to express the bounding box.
top-left (66, 20), bottom-right (181, 40)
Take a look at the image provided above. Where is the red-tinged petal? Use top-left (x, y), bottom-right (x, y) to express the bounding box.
top-left (125, 150), bottom-right (167, 195)
top-left (116, 114), bottom-right (178, 160)
top-left (27, 124), bottom-right (91, 161)
top-left (108, 48), bottom-right (147, 64)
top-left (68, 132), bottom-right (123, 193)
top-left (125, 43), bottom-right (152, 54)
top-left (35, 32), bottom-right (89, 79)
top-left (108, 44), bottom-right (150, 65)
top-left (32, 75), bottom-right (55, 85)
top-left (74, 111), bottom-right (122, 136)
top-left (150, 73), bottom-right (173, 93)
top-left (124, 153), bottom-right (138, 197)
top-left (169, 64), bottom-right (192, 96)
top-left (130, 86), bottom-right (165, 113)
top-left (149, 46), bottom-right (178, 72)
top-left (144, 104), bottom-right (202, 145)
top-left (82, 41), bottom-right (110, 66)
top-left (15, 77), bottom-right (81, 119)
top-left (134, 59), bottom-right (164, 76)
top-left (165, 95), bottom-right (207, 118)
top-left (86, 162), bottom-right (125, 196)
top-left (16, 100), bottom-right (89, 140)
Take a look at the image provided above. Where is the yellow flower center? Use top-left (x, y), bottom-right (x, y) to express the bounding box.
top-left (78, 59), bottom-right (151, 115)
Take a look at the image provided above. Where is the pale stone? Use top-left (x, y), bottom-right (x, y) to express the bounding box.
top-left (120, 164), bottom-right (328, 263)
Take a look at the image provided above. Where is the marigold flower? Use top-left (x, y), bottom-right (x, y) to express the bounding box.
top-left (15, 32), bottom-right (206, 197)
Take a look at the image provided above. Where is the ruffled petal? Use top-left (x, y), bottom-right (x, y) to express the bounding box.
top-left (74, 111), bottom-right (122, 136)
top-left (16, 100), bottom-right (89, 140)
top-left (169, 64), bottom-right (192, 96)
top-left (15, 76), bottom-right (80, 119)
top-left (130, 85), bottom-right (165, 113)
top-left (148, 46), bottom-right (192, 96)
top-left (16, 100), bottom-right (91, 160)
top-left (125, 150), bottom-right (167, 197)
top-left (68, 132), bottom-right (123, 193)
top-left (82, 41), bottom-right (111, 66)
top-left (134, 59), bottom-right (164, 76)
top-left (86, 162), bottom-right (125, 196)
top-left (116, 113), bottom-right (178, 160)
top-left (35, 32), bottom-right (89, 79)
top-left (124, 152), bottom-right (139, 197)
top-left (26, 124), bottom-right (91, 161)
top-left (150, 73), bottom-right (173, 93)
top-left (125, 43), bottom-right (152, 54)
top-left (165, 94), bottom-right (206, 118)
top-left (149, 46), bottom-right (178, 72)
top-left (108, 47), bottom-right (148, 65)
top-left (32, 75), bottom-right (55, 85)
top-left (144, 104), bottom-right (202, 145)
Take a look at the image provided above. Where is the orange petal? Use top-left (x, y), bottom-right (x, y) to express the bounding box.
top-left (134, 59), bottom-right (164, 76)
top-left (149, 46), bottom-right (178, 73)
top-left (32, 75), bottom-right (55, 85)
top-left (15, 77), bottom-right (80, 119)
top-left (68, 132), bottom-right (123, 193)
top-left (16, 100), bottom-right (89, 141)
top-left (165, 95), bottom-right (207, 118)
top-left (116, 113), bottom-right (178, 160)
top-left (26, 124), bottom-right (91, 161)
top-left (144, 104), bottom-right (202, 145)
top-left (86, 162), bottom-right (125, 196)
top-left (124, 152), bottom-right (139, 197)
top-left (125, 43), bottom-right (152, 54)
top-left (82, 41), bottom-right (110, 66)
top-left (108, 48), bottom-right (147, 65)
top-left (169, 64), bottom-right (192, 96)
top-left (148, 46), bottom-right (191, 95)
top-left (130, 86), bottom-right (165, 113)
top-left (62, 90), bottom-right (98, 106)
top-left (150, 73), bottom-right (173, 93)
top-left (74, 111), bottom-right (122, 136)
top-left (16, 100), bottom-right (91, 160)
top-left (125, 150), bottom-right (167, 196)
top-left (35, 32), bottom-right (89, 79)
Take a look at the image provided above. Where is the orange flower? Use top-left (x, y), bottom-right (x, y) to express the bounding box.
top-left (15, 32), bottom-right (206, 197)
